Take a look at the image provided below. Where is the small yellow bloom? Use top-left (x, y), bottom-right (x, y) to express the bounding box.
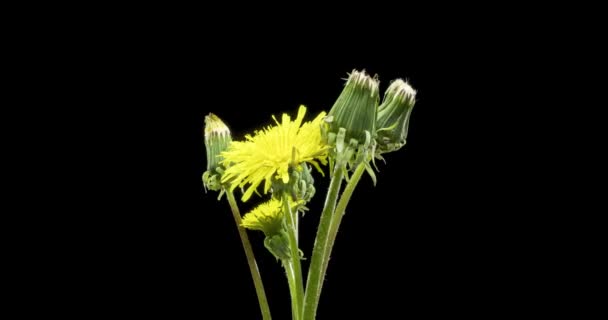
top-left (241, 198), bottom-right (284, 236)
top-left (221, 105), bottom-right (328, 201)
top-left (241, 198), bottom-right (304, 260)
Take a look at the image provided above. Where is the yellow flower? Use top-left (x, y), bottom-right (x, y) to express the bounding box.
top-left (221, 105), bottom-right (328, 201)
top-left (241, 198), bottom-right (284, 236)
top-left (241, 197), bottom-right (305, 260)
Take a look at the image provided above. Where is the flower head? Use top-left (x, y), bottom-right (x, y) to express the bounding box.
top-left (241, 198), bottom-right (284, 236)
top-left (221, 105), bottom-right (328, 201)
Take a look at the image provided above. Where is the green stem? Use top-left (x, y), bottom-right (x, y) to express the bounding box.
top-left (226, 191), bottom-right (272, 320)
top-left (320, 162), bottom-right (367, 290)
top-left (282, 192), bottom-right (304, 320)
top-left (283, 259), bottom-right (298, 320)
top-left (302, 165), bottom-right (345, 320)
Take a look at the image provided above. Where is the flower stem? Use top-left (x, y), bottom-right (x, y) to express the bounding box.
top-left (226, 191), bottom-right (272, 320)
top-left (283, 259), bottom-right (299, 320)
top-left (282, 192), bottom-right (304, 320)
top-left (320, 162), bottom-right (367, 290)
top-left (302, 165), bottom-right (345, 320)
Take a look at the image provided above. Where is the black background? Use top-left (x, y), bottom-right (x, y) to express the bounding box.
top-left (15, 7), bottom-right (596, 317)
top-left (128, 47), bottom-right (522, 318)
top-left (53, 25), bottom-right (558, 318)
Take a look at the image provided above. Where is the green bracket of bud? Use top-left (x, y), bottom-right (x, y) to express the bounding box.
top-left (264, 231), bottom-right (291, 261)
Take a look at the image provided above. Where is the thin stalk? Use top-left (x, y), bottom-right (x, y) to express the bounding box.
top-left (302, 166), bottom-right (345, 320)
top-left (282, 193), bottom-right (304, 320)
top-left (320, 162), bottom-right (367, 292)
top-left (282, 261), bottom-right (298, 320)
top-left (226, 191), bottom-right (272, 320)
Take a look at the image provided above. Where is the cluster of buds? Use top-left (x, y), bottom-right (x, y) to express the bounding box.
top-left (271, 163), bottom-right (316, 204)
top-left (324, 69), bottom-right (417, 177)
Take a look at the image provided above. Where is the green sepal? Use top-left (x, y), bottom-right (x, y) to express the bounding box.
top-left (264, 231), bottom-right (291, 261)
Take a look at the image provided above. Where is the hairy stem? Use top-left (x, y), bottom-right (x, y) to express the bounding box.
top-left (283, 192), bottom-right (304, 320)
top-left (226, 191), bottom-right (272, 320)
top-left (302, 165), bottom-right (345, 320)
top-left (320, 162), bottom-right (367, 293)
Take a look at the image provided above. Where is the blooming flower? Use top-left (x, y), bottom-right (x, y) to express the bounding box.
top-left (241, 197), bottom-right (305, 261)
top-left (221, 105), bottom-right (328, 201)
top-left (241, 198), bottom-right (285, 236)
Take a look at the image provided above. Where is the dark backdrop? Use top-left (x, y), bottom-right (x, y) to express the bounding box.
top-left (145, 54), bottom-right (512, 318)
top-left (75, 29), bottom-right (542, 319)
top-left (16, 5), bottom-right (590, 317)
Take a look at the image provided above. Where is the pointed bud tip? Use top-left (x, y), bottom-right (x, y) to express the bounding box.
top-left (204, 113), bottom-right (231, 140)
top-left (387, 79), bottom-right (417, 103)
top-left (348, 69), bottom-right (380, 96)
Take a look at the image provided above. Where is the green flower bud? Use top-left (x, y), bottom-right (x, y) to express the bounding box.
top-left (327, 69), bottom-right (379, 146)
top-left (264, 231), bottom-right (291, 261)
top-left (203, 113), bottom-right (232, 192)
top-left (376, 79), bottom-right (417, 154)
top-left (293, 163), bottom-right (316, 203)
top-left (272, 163), bottom-right (316, 203)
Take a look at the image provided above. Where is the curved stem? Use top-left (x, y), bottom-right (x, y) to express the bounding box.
top-left (302, 166), bottom-right (345, 320)
top-left (320, 162), bottom-right (367, 289)
top-left (282, 192), bottom-right (304, 320)
top-left (226, 191), bottom-right (272, 320)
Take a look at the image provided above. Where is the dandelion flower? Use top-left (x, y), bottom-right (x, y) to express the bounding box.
top-left (221, 105), bottom-right (328, 201)
top-left (241, 198), bottom-right (284, 236)
top-left (241, 198), bottom-right (305, 261)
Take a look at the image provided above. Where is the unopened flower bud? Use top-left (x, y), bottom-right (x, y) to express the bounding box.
top-left (376, 79), bottom-right (416, 154)
top-left (203, 113), bottom-right (232, 191)
top-left (327, 70), bottom-right (379, 146)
